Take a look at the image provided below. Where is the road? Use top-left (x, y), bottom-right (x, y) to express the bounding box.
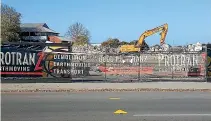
top-left (2, 92), bottom-right (211, 121)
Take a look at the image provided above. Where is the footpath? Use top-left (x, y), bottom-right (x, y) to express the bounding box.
top-left (1, 82), bottom-right (211, 92)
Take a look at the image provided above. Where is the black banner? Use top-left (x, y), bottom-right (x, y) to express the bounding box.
top-left (0, 47), bottom-right (43, 77)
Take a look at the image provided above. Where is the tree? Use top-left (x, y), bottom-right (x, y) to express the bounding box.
top-left (129, 40), bottom-right (138, 45)
top-left (119, 41), bottom-right (129, 45)
top-left (1, 3), bottom-right (22, 42)
top-left (73, 35), bottom-right (89, 46)
top-left (101, 41), bottom-right (109, 47)
top-left (109, 38), bottom-right (120, 47)
top-left (65, 22), bottom-right (90, 45)
top-left (101, 38), bottom-right (121, 48)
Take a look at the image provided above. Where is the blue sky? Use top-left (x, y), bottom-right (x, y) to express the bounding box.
top-left (2, 0), bottom-right (211, 46)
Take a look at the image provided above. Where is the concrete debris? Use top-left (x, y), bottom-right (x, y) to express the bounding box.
top-left (71, 42), bottom-right (205, 54)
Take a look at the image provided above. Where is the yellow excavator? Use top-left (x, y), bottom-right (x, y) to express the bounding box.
top-left (119, 23), bottom-right (168, 53)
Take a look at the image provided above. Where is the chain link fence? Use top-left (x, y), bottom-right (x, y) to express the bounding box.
top-left (1, 42), bottom-right (210, 83)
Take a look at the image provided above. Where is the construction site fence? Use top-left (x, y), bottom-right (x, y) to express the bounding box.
top-left (1, 42), bottom-right (210, 83)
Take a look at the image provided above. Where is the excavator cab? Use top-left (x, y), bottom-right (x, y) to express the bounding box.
top-left (134, 40), bottom-right (149, 52)
top-left (142, 41), bottom-right (150, 51)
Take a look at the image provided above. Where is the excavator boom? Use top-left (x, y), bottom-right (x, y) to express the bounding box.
top-left (135, 23), bottom-right (168, 48)
top-left (119, 23), bottom-right (168, 53)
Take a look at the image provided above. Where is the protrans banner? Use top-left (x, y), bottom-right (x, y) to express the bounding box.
top-left (0, 47), bottom-right (43, 77)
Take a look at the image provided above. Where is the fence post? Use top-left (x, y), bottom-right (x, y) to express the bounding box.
top-left (68, 42), bottom-right (72, 82)
top-left (171, 52), bottom-right (174, 80)
top-left (104, 57), bottom-right (107, 82)
top-left (138, 48), bottom-right (141, 82)
top-left (103, 50), bottom-right (107, 82)
top-left (205, 46), bottom-right (208, 82)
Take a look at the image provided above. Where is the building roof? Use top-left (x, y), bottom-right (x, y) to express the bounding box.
top-left (57, 36), bottom-right (72, 42)
top-left (20, 23), bottom-right (46, 28)
top-left (48, 35), bottom-right (73, 43)
top-left (20, 23), bottom-right (59, 34)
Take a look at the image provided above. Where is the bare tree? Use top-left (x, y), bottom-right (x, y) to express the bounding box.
top-left (1, 3), bottom-right (22, 42)
top-left (65, 22), bottom-right (91, 45)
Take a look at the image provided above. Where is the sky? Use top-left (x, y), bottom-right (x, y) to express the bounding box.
top-left (2, 0), bottom-right (211, 46)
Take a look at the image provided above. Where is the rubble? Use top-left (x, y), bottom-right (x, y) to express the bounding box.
top-left (70, 42), bottom-right (205, 54)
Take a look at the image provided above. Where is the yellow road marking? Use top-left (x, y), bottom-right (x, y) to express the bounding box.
top-left (114, 109), bottom-right (127, 114)
top-left (109, 97), bottom-right (120, 100)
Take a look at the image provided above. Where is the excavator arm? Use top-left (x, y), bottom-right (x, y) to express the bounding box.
top-left (135, 23), bottom-right (168, 48)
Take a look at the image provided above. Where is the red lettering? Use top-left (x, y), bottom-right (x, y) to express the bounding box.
top-left (34, 52), bottom-right (44, 71)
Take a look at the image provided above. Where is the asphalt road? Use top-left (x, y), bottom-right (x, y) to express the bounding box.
top-left (2, 92), bottom-right (211, 121)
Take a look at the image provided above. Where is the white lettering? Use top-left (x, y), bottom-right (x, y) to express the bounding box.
top-left (54, 55), bottom-right (57, 59)
top-left (23, 53), bottom-right (29, 65)
top-left (0, 52), bottom-right (36, 66)
top-left (181, 55), bottom-right (186, 66)
top-left (165, 55), bottom-right (170, 66)
top-left (5, 52), bottom-right (11, 65)
top-left (159, 54), bottom-right (200, 72)
top-left (11, 52), bottom-right (16, 65)
top-left (193, 54), bottom-right (198, 66)
top-left (17, 52), bottom-right (22, 65)
top-left (29, 53), bottom-right (36, 65)
top-left (0, 52), bottom-right (4, 65)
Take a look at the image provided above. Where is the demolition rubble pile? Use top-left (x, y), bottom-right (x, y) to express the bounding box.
top-left (72, 44), bottom-right (120, 54)
top-left (72, 42), bottom-right (204, 54)
top-left (149, 42), bottom-right (204, 52)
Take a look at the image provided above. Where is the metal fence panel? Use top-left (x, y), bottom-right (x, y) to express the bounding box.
top-left (0, 42), bottom-right (209, 82)
top-left (139, 52), bottom-right (206, 81)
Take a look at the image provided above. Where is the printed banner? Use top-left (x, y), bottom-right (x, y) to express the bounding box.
top-left (0, 45), bottom-right (208, 80)
top-left (0, 47), bottom-right (43, 77)
top-left (41, 52), bottom-right (206, 81)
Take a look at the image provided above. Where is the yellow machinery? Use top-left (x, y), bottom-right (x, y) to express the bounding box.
top-left (120, 23), bottom-right (168, 53)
